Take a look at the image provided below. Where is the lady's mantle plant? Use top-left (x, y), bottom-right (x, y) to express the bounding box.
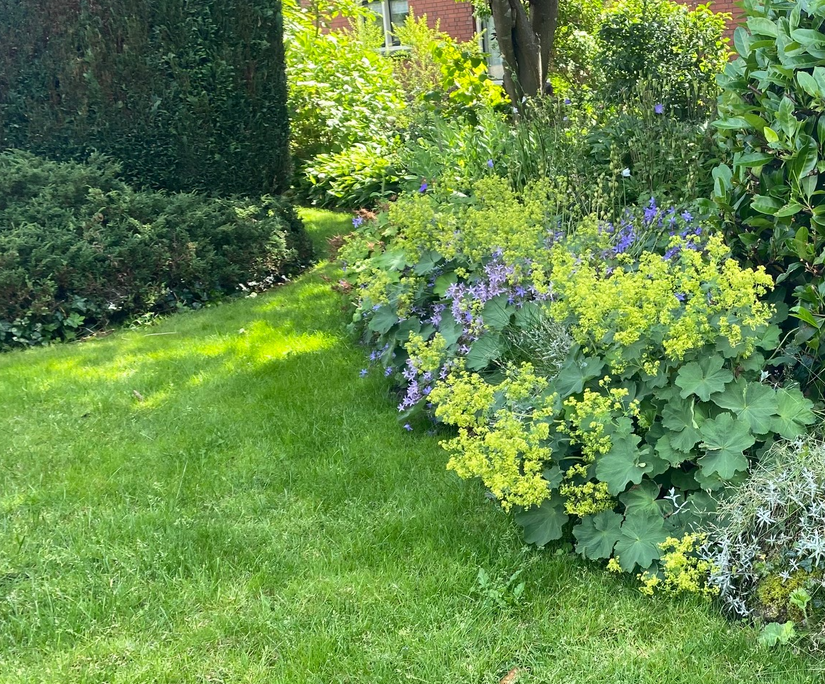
top-left (340, 179), bottom-right (814, 586)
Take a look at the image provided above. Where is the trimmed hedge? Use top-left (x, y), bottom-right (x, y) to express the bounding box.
top-left (0, 151), bottom-right (312, 349)
top-left (0, 0), bottom-right (291, 195)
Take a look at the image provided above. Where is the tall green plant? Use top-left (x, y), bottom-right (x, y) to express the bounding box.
top-left (712, 0), bottom-right (825, 396)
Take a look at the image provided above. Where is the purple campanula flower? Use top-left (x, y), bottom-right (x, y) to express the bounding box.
top-left (384, 367), bottom-right (393, 377)
top-left (419, 181), bottom-right (428, 193)
top-left (681, 210), bottom-right (693, 222)
top-left (403, 423), bottom-right (413, 431)
top-left (487, 159), bottom-right (494, 168)
top-left (359, 368), bottom-right (368, 377)
top-left (654, 103), bottom-right (664, 115)
top-left (675, 293), bottom-right (686, 302)
top-left (352, 215), bottom-right (364, 228)
top-left (564, 98), bottom-right (571, 105)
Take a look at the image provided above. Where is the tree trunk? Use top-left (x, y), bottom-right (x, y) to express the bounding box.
top-left (488, 0), bottom-right (558, 103)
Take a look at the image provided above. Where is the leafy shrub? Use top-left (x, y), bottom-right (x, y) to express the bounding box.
top-left (0, 151), bottom-right (312, 349)
top-left (551, 0), bottom-right (604, 91)
top-left (285, 0), bottom-right (404, 167)
top-left (393, 15), bottom-right (507, 123)
top-left (340, 179), bottom-right (805, 580)
top-left (702, 438), bottom-right (825, 646)
top-left (712, 0), bottom-right (825, 400)
top-left (0, 0), bottom-right (290, 195)
top-left (596, 0), bottom-right (730, 118)
top-left (399, 93), bottom-right (717, 211)
top-left (303, 141), bottom-right (406, 208)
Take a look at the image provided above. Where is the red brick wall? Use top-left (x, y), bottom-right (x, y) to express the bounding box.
top-left (676, 0), bottom-right (743, 37)
top-left (408, 0), bottom-right (475, 43)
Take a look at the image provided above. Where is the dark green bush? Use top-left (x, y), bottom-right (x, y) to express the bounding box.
top-left (0, 0), bottom-right (290, 195)
top-left (596, 0), bottom-right (730, 118)
top-left (712, 0), bottom-right (825, 399)
top-left (0, 151), bottom-right (312, 349)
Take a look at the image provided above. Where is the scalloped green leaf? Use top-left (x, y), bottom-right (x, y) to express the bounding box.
top-left (465, 333), bottom-right (503, 371)
top-left (515, 497), bottom-right (568, 547)
top-left (553, 355), bottom-right (604, 399)
top-left (771, 388), bottom-right (817, 439)
top-left (573, 511), bottom-right (623, 560)
top-left (661, 397), bottom-right (702, 452)
top-left (615, 511), bottom-right (668, 571)
top-left (711, 377), bottom-right (778, 435)
top-left (368, 305), bottom-right (398, 335)
top-left (595, 433), bottom-right (650, 496)
top-left (654, 433), bottom-right (688, 465)
top-left (675, 354), bottom-right (733, 402)
top-left (482, 295), bottom-right (514, 331)
top-left (698, 412), bottom-right (754, 480)
top-left (620, 480), bottom-right (672, 517)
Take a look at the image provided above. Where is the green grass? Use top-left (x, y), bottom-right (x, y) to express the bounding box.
top-left (0, 208), bottom-right (822, 683)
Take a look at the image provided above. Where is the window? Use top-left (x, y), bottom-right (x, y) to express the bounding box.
top-left (366, 0), bottom-right (409, 50)
top-left (476, 16), bottom-right (504, 83)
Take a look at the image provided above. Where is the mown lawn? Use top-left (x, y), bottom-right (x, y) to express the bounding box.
top-left (0, 209), bottom-right (822, 683)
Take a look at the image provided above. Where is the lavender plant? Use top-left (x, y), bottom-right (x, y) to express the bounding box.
top-left (701, 438), bottom-right (825, 644)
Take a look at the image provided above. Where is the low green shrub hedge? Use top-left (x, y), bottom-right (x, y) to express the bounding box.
top-left (0, 151), bottom-right (312, 349)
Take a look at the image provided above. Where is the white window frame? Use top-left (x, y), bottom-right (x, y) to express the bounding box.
top-left (365, 0), bottom-right (409, 52)
top-left (476, 16), bottom-right (504, 84)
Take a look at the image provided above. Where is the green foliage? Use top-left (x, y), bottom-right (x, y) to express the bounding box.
top-left (0, 151), bottom-right (311, 349)
top-left (712, 0), bottom-right (825, 398)
top-left (596, 0), bottom-right (730, 117)
top-left (303, 141), bottom-right (406, 208)
top-left (393, 15), bottom-right (507, 123)
top-left (285, 0), bottom-right (404, 166)
top-left (339, 178), bottom-right (792, 581)
top-left (0, 0), bottom-right (290, 195)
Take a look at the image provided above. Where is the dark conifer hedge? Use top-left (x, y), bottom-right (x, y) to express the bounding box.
top-left (0, 0), bottom-right (291, 195)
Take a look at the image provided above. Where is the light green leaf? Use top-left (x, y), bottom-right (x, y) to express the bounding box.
top-left (712, 377), bottom-right (778, 435)
top-left (748, 17), bottom-right (778, 37)
top-left (481, 295), bottom-right (514, 331)
top-left (368, 305), bottom-right (398, 335)
top-left (662, 397), bottom-right (702, 452)
top-left (675, 354), bottom-right (733, 402)
top-left (595, 433), bottom-right (650, 496)
top-left (515, 497), bottom-right (568, 547)
top-left (770, 388), bottom-right (817, 439)
top-left (620, 480), bottom-right (672, 517)
top-left (573, 511), bottom-right (623, 560)
top-left (698, 412), bottom-right (754, 480)
top-left (465, 333), bottom-right (503, 371)
top-left (764, 126), bottom-right (780, 143)
top-left (759, 621), bottom-right (796, 648)
top-left (615, 511), bottom-right (668, 571)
